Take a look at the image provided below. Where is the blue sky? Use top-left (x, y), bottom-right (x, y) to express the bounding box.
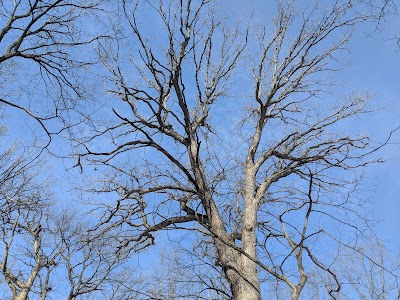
top-left (344, 14), bottom-right (400, 249)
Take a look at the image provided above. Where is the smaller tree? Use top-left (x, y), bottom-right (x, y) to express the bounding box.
top-left (337, 239), bottom-right (400, 300)
top-left (52, 210), bottom-right (139, 300)
top-left (0, 125), bottom-right (142, 300)
top-left (145, 243), bottom-right (232, 299)
top-left (0, 130), bottom-right (55, 300)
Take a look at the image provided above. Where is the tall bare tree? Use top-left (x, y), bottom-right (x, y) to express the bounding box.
top-left (74, 0), bottom-right (395, 299)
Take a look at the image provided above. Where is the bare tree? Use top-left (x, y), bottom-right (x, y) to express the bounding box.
top-left (0, 124), bottom-right (142, 300)
top-left (0, 129), bottom-right (56, 300)
top-left (73, 0), bottom-right (395, 299)
top-left (51, 210), bottom-right (140, 300)
top-left (0, 182), bottom-right (141, 300)
top-left (361, 0), bottom-right (398, 23)
top-left (143, 243), bottom-right (232, 299)
top-left (358, 0), bottom-right (400, 47)
top-left (336, 239), bottom-right (400, 300)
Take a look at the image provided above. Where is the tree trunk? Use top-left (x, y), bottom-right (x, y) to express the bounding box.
top-left (223, 256), bottom-right (261, 300)
top-left (226, 171), bottom-right (262, 300)
top-left (219, 226), bottom-right (261, 300)
top-left (233, 258), bottom-right (261, 300)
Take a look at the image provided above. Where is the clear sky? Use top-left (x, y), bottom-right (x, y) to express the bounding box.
top-left (348, 29), bottom-right (400, 249)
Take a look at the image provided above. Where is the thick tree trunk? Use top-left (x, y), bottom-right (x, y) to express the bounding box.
top-left (232, 257), bottom-right (261, 300)
top-left (291, 277), bottom-right (307, 300)
top-left (227, 170), bottom-right (262, 300)
top-left (219, 216), bottom-right (261, 300)
top-left (232, 279), bottom-right (262, 300)
top-left (211, 211), bottom-right (261, 300)
top-left (222, 254), bottom-right (261, 300)
top-left (235, 207), bottom-right (261, 299)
